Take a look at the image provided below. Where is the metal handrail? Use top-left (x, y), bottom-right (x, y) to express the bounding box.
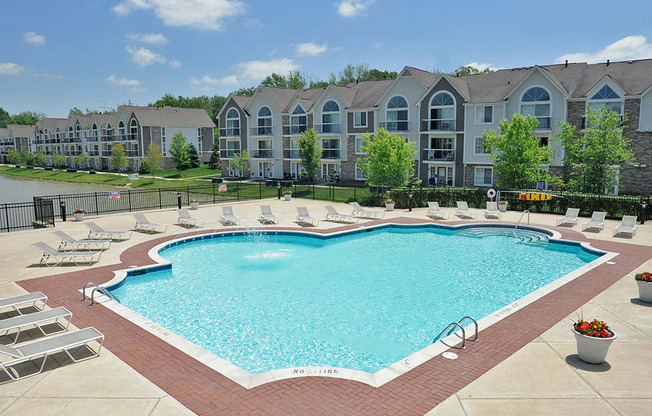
top-left (457, 316), bottom-right (479, 341)
top-left (82, 282), bottom-right (98, 301)
top-left (515, 209), bottom-right (530, 229)
top-left (432, 322), bottom-right (467, 349)
top-left (90, 287), bottom-right (120, 306)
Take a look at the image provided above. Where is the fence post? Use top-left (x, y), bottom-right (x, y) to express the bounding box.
top-left (128, 190), bottom-right (132, 212)
top-left (313, 184), bottom-right (315, 200)
top-left (332, 185), bottom-right (335, 202)
top-left (212, 183), bottom-right (216, 204)
top-left (94, 192), bottom-right (99, 215)
top-left (158, 188), bottom-right (162, 209)
top-left (354, 185), bottom-right (357, 202)
top-left (186, 186), bottom-right (190, 206)
top-left (237, 182), bottom-right (240, 202)
top-left (4, 204), bottom-right (9, 232)
top-left (259, 181), bottom-right (262, 200)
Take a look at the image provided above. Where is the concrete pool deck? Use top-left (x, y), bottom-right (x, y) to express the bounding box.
top-left (0, 198), bottom-right (651, 415)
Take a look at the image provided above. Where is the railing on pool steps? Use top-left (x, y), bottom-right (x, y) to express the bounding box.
top-left (432, 316), bottom-right (479, 350)
top-left (82, 282), bottom-right (121, 305)
top-left (513, 210), bottom-right (531, 242)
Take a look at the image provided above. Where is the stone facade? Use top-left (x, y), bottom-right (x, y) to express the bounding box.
top-left (621, 99), bottom-right (652, 195)
top-left (340, 135), bottom-right (358, 182)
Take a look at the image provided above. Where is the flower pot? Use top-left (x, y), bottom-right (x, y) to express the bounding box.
top-left (572, 328), bottom-right (616, 364)
top-left (74, 213), bottom-right (85, 222)
top-left (284, 194), bottom-right (291, 201)
top-left (385, 203), bottom-right (395, 211)
top-left (636, 280), bottom-right (652, 303)
top-left (498, 204), bottom-right (507, 212)
top-left (190, 202), bottom-right (200, 210)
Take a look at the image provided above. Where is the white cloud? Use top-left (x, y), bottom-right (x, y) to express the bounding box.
top-left (0, 63), bottom-right (25, 75)
top-left (126, 46), bottom-right (167, 67)
top-left (112, 0), bottom-right (246, 31)
top-left (190, 74), bottom-right (239, 86)
top-left (556, 35), bottom-right (652, 63)
top-left (337, 0), bottom-right (374, 17)
top-left (106, 74), bottom-right (141, 86)
top-left (125, 32), bottom-right (168, 45)
top-left (465, 62), bottom-right (499, 72)
top-left (235, 58), bottom-right (298, 80)
top-left (41, 73), bottom-right (66, 80)
top-left (24, 31), bottom-right (45, 46)
top-left (169, 59), bottom-right (182, 69)
top-left (295, 42), bottom-right (329, 57)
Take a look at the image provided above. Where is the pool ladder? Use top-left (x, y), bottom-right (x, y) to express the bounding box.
top-left (513, 210), bottom-right (530, 243)
top-left (432, 316), bottom-right (479, 350)
top-left (82, 282), bottom-right (120, 306)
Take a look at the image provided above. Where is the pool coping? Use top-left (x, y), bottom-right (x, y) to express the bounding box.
top-left (89, 221), bottom-right (617, 389)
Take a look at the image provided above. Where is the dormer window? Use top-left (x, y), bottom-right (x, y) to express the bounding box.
top-left (386, 96), bottom-right (408, 131)
top-left (257, 106), bottom-right (272, 135)
top-left (290, 105), bottom-right (307, 134)
top-left (520, 87), bottom-right (551, 129)
top-left (588, 85), bottom-right (623, 115)
top-left (225, 108), bottom-right (240, 136)
top-left (322, 100), bottom-right (340, 133)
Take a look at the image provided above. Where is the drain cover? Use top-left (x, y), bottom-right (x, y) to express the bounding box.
top-left (442, 352), bottom-right (458, 360)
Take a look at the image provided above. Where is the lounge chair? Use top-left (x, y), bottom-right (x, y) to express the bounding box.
top-left (456, 201), bottom-right (477, 219)
top-left (484, 201), bottom-right (501, 219)
top-left (427, 202), bottom-right (449, 220)
top-left (84, 222), bottom-right (132, 241)
top-left (32, 242), bottom-right (102, 267)
top-left (0, 307), bottom-right (72, 345)
top-left (0, 292), bottom-right (47, 316)
top-left (133, 213), bottom-right (167, 234)
top-left (582, 211), bottom-right (606, 231)
top-left (613, 215), bottom-right (638, 237)
top-left (349, 202), bottom-right (384, 219)
top-left (0, 327), bottom-right (104, 381)
top-left (52, 231), bottom-right (111, 251)
top-left (557, 208), bottom-right (580, 226)
top-left (259, 205), bottom-right (279, 224)
top-left (296, 207), bottom-right (319, 226)
top-left (177, 209), bottom-right (204, 228)
top-left (220, 206), bottom-right (239, 226)
top-left (324, 205), bottom-right (359, 223)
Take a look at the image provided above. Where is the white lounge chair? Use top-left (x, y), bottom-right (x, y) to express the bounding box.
top-left (296, 207), bottom-right (319, 226)
top-left (484, 201), bottom-right (502, 219)
top-left (557, 208), bottom-right (580, 226)
top-left (32, 242), bottom-right (102, 267)
top-left (220, 206), bottom-right (240, 226)
top-left (582, 211), bottom-right (606, 231)
top-left (0, 292), bottom-right (47, 316)
top-left (324, 205), bottom-right (359, 223)
top-left (0, 327), bottom-right (104, 381)
top-left (456, 201), bottom-right (477, 219)
top-left (177, 209), bottom-right (204, 228)
top-left (0, 307), bottom-right (72, 345)
top-left (427, 202), bottom-right (449, 220)
top-left (133, 213), bottom-right (167, 234)
top-left (349, 202), bottom-right (384, 219)
top-left (84, 222), bottom-right (132, 241)
top-left (613, 215), bottom-right (638, 237)
top-left (52, 231), bottom-right (111, 251)
top-left (259, 205), bottom-right (279, 224)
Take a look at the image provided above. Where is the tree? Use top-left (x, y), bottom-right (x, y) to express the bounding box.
top-left (555, 106), bottom-right (635, 194)
top-left (453, 65), bottom-right (494, 76)
top-left (358, 128), bottom-right (418, 189)
top-left (230, 149), bottom-right (251, 177)
top-left (69, 107), bottom-right (83, 114)
top-left (231, 87), bottom-right (257, 96)
top-left (110, 143), bottom-right (128, 176)
top-left (52, 152), bottom-right (67, 171)
top-left (297, 129), bottom-right (322, 182)
top-left (261, 71), bottom-right (307, 89)
top-left (141, 143), bottom-right (163, 182)
top-left (188, 143), bottom-right (200, 168)
top-left (34, 151), bottom-right (47, 167)
top-left (20, 149), bottom-right (35, 166)
top-left (170, 132), bottom-right (191, 173)
top-left (208, 134), bottom-right (220, 169)
top-left (0, 107), bottom-right (10, 128)
top-left (7, 148), bottom-right (21, 164)
top-left (482, 114), bottom-right (552, 189)
top-left (9, 111), bottom-right (45, 125)
top-left (72, 152), bottom-right (90, 169)
top-left (361, 68), bottom-right (399, 81)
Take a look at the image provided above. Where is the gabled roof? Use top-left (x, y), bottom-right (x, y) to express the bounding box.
top-left (232, 95), bottom-right (251, 109)
top-left (37, 118), bottom-right (68, 132)
top-left (462, 67), bottom-right (531, 103)
top-left (255, 86), bottom-right (300, 113)
top-left (569, 59), bottom-right (652, 97)
top-left (502, 65), bottom-right (572, 100)
top-left (7, 124), bottom-right (35, 138)
top-left (70, 114), bottom-right (93, 129)
top-left (405, 66), bottom-right (440, 89)
top-left (349, 79), bottom-right (393, 108)
top-left (293, 87), bottom-right (325, 112)
top-left (119, 106), bottom-right (215, 127)
top-left (0, 128), bottom-right (8, 138)
top-left (90, 114), bottom-right (118, 129)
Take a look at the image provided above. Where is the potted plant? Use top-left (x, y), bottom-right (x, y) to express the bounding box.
top-left (284, 190), bottom-right (292, 201)
top-left (73, 209), bottom-right (85, 222)
top-left (497, 200), bottom-right (508, 212)
top-left (635, 272), bottom-right (652, 303)
top-left (572, 318), bottom-right (617, 364)
top-left (189, 199), bottom-right (200, 210)
top-left (385, 198), bottom-right (395, 211)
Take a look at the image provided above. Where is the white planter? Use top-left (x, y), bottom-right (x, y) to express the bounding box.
top-left (190, 202), bottom-right (200, 210)
top-left (284, 194), bottom-right (291, 201)
top-left (636, 280), bottom-right (652, 303)
top-left (74, 213), bottom-right (85, 222)
top-left (385, 203), bottom-right (395, 211)
top-left (572, 328), bottom-right (617, 364)
top-left (498, 204), bottom-right (507, 213)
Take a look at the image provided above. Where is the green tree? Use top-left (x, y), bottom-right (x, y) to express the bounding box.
top-left (9, 111), bottom-right (45, 125)
top-left (52, 152), bottom-right (67, 171)
top-left (297, 129), bottom-right (322, 182)
top-left (208, 134), bottom-right (221, 169)
top-left (141, 143), bottom-right (163, 182)
top-left (453, 65), bottom-right (494, 76)
top-left (69, 107), bottom-right (83, 114)
top-left (231, 87), bottom-right (257, 96)
top-left (0, 107), bottom-right (11, 128)
top-left (483, 114), bottom-right (552, 189)
top-left (358, 128), bottom-right (419, 189)
top-left (230, 149), bottom-right (251, 177)
top-left (110, 143), bottom-right (128, 176)
top-left (188, 143), bottom-right (200, 168)
top-left (170, 132), bottom-right (191, 173)
top-left (261, 71), bottom-right (307, 89)
top-left (72, 152), bottom-right (90, 169)
top-left (20, 149), bottom-right (35, 166)
top-left (361, 68), bottom-right (399, 81)
top-left (7, 148), bottom-right (21, 164)
top-left (555, 106), bottom-right (634, 194)
top-left (34, 151), bottom-right (47, 167)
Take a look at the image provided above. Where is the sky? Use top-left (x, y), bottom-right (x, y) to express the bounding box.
top-left (2, 0), bottom-right (652, 117)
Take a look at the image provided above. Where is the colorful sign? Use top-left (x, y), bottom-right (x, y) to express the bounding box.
top-left (109, 191), bottom-right (120, 200)
top-left (218, 184), bottom-right (227, 193)
top-left (519, 192), bottom-right (552, 201)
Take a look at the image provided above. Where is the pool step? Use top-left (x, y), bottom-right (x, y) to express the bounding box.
top-left (458, 227), bottom-right (549, 246)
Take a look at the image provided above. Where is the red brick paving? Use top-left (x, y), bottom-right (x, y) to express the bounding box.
top-left (17, 218), bottom-right (652, 415)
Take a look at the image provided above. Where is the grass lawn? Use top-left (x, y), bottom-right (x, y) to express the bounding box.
top-left (155, 165), bottom-right (221, 179)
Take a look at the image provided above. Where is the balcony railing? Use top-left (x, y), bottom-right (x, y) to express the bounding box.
top-left (219, 127), bottom-right (241, 138)
top-left (86, 135), bottom-right (100, 142)
top-left (219, 148), bottom-right (241, 158)
top-left (283, 125), bottom-right (308, 135)
top-left (321, 149), bottom-right (341, 159)
top-left (379, 121), bottom-right (409, 132)
top-left (422, 149), bottom-right (456, 161)
top-left (251, 148), bottom-right (274, 158)
top-left (88, 150), bottom-right (100, 156)
top-left (421, 119), bottom-right (456, 132)
top-left (102, 134), bottom-right (137, 142)
top-left (314, 123), bottom-right (341, 134)
top-left (126, 150), bottom-right (139, 157)
top-left (250, 126), bottom-right (275, 136)
top-left (283, 149), bottom-right (301, 159)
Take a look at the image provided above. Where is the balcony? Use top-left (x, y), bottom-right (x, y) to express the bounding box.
top-left (219, 127), bottom-right (241, 138)
top-left (219, 147), bottom-right (241, 158)
top-left (321, 149), bottom-right (341, 159)
top-left (283, 125), bottom-right (308, 136)
top-left (88, 150), bottom-right (100, 157)
top-left (283, 148), bottom-right (300, 159)
top-left (314, 123), bottom-right (341, 134)
top-left (251, 148), bottom-right (274, 158)
top-left (126, 150), bottom-right (139, 157)
top-left (62, 136), bottom-right (80, 143)
top-left (421, 119), bottom-right (456, 132)
top-left (86, 135), bottom-right (100, 142)
top-left (379, 121), bottom-right (409, 132)
top-left (250, 126), bottom-right (275, 136)
top-left (422, 149), bottom-right (456, 162)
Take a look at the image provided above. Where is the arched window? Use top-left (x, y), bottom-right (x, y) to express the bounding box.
top-left (106, 123), bottom-right (113, 140)
top-left (386, 95), bottom-right (408, 131)
top-left (257, 106), bottom-right (272, 135)
top-left (118, 121), bottom-right (125, 139)
top-left (68, 126), bottom-right (73, 140)
top-left (588, 85), bottom-right (623, 115)
top-left (520, 87), bottom-right (551, 129)
top-left (55, 127), bottom-right (60, 140)
top-left (75, 124), bottom-right (81, 140)
top-left (225, 108), bottom-right (240, 136)
top-left (129, 119), bottom-right (138, 139)
top-left (429, 92), bottom-right (455, 131)
top-left (91, 123), bottom-right (98, 140)
top-left (290, 105), bottom-right (307, 134)
top-left (321, 100), bottom-right (340, 133)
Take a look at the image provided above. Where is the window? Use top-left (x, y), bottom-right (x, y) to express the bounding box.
top-left (322, 100), bottom-right (340, 133)
top-left (290, 105), bottom-right (307, 134)
top-left (106, 124), bottom-right (113, 140)
top-left (91, 123), bottom-right (98, 141)
top-left (257, 106), bottom-right (272, 135)
top-left (474, 137), bottom-right (489, 154)
top-left (130, 119), bottom-right (138, 139)
top-left (588, 85), bottom-right (623, 115)
top-left (118, 121), bottom-right (125, 139)
top-left (355, 162), bottom-right (366, 180)
top-left (429, 92), bottom-right (455, 131)
top-left (475, 106), bottom-right (493, 124)
top-left (386, 96), bottom-right (408, 131)
top-left (225, 108), bottom-right (240, 136)
top-left (161, 127), bottom-right (166, 155)
top-left (474, 167), bottom-right (493, 186)
top-left (354, 111), bottom-right (367, 128)
top-left (355, 136), bottom-right (366, 154)
top-left (520, 87), bottom-right (551, 129)
top-left (538, 136), bottom-right (549, 147)
top-left (226, 140), bottom-right (240, 157)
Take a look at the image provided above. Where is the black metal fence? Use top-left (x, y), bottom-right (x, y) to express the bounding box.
top-left (0, 198), bottom-right (55, 232)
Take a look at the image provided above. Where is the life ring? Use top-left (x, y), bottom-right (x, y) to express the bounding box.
top-left (487, 188), bottom-right (496, 199)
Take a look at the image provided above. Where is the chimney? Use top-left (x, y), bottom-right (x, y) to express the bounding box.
top-left (565, 60), bottom-right (568, 68)
top-left (607, 59), bottom-right (610, 66)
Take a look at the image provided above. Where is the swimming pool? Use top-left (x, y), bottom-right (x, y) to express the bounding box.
top-left (109, 224), bottom-right (604, 376)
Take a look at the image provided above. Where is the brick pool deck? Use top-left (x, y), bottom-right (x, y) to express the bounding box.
top-left (14, 216), bottom-right (652, 416)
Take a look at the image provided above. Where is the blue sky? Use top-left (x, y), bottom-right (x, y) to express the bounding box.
top-left (2, 0), bottom-right (652, 117)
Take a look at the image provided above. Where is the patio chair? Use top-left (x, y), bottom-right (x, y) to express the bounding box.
top-left (456, 201), bottom-right (477, 219)
top-left (484, 201), bottom-right (501, 219)
top-left (177, 209), bottom-right (204, 228)
top-left (0, 327), bottom-right (104, 381)
top-left (0, 292), bottom-right (48, 316)
top-left (349, 202), bottom-right (384, 219)
top-left (427, 202), bottom-right (449, 220)
top-left (296, 207), bottom-right (319, 227)
top-left (324, 205), bottom-right (359, 223)
top-left (259, 205), bottom-right (279, 225)
top-left (613, 215), bottom-right (638, 237)
top-left (133, 213), bottom-right (167, 234)
top-left (32, 242), bottom-right (102, 267)
top-left (0, 307), bottom-right (72, 345)
top-left (582, 211), bottom-right (606, 232)
top-left (52, 231), bottom-right (111, 251)
top-left (84, 222), bottom-right (132, 241)
top-left (557, 208), bottom-right (580, 226)
top-left (220, 206), bottom-right (240, 226)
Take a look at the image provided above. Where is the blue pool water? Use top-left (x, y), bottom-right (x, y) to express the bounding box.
top-left (111, 225), bottom-right (602, 374)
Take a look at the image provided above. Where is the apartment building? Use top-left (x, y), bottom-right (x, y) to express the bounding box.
top-left (0, 124), bottom-right (35, 162)
top-left (217, 58), bottom-right (652, 195)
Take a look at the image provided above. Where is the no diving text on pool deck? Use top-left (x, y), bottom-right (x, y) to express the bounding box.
top-left (293, 367), bottom-right (339, 375)
top-left (519, 192), bottom-right (553, 201)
